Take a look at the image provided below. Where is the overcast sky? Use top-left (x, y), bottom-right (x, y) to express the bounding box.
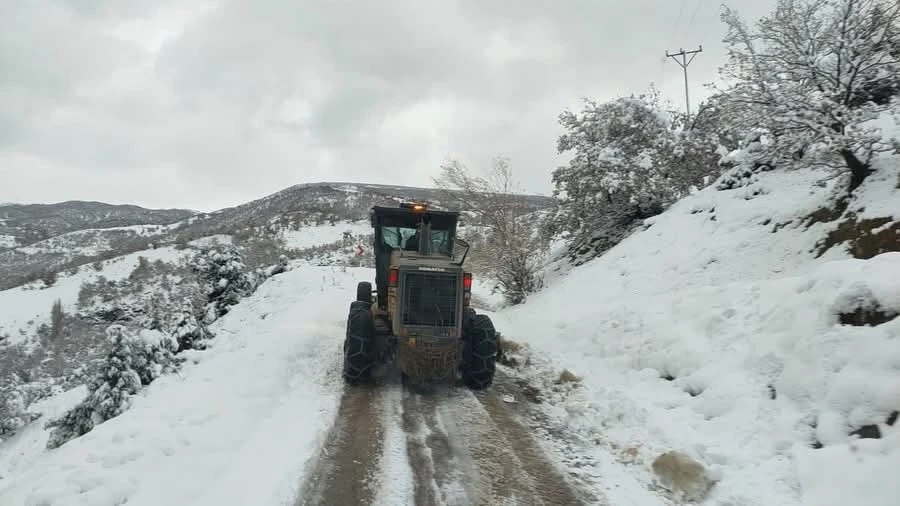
top-left (1, 0), bottom-right (778, 212)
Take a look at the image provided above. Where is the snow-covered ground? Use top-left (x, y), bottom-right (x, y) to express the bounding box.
top-left (492, 164), bottom-right (900, 506)
top-left (0, 246), bottom-right (189, 347)
top-left (0, 265), bottom-right (359, 505)
top-left (13, 223), bottom-right (177, 257)
top-left (280, 220), bottom-right (371, 250)
top-left (0, 220), bottom-right (373, 347)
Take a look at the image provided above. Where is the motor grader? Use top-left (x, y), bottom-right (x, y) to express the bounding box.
top-left (342, 202), bottom-right (497, 389)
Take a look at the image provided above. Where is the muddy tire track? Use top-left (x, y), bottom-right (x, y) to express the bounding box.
top-left (472, 372), bottom-right (601, 505)
top-left (296, 385), bottom-right (387, 506)
top-left (437, 385), bottom-right (599, 505)
top-left (401, 387), bottom-right (472, 506)
top-left (299, 371), bottom-right (604, 506)
top-left (399, 374), bottom-right (601, 506)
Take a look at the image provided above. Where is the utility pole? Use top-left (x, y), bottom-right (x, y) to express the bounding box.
top-left (665, 45), bottom-right (702, 116)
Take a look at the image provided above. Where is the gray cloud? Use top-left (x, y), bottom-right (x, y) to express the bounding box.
top-left (1, 0), bottom-right (778, 211)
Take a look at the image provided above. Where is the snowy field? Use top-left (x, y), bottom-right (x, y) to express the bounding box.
top-left (280, 220), bottom-right (372, 250)
top-left (0, 265), bottom-right (360, 505)
top-left (493, 165), bottom-right (900, 506)
top-left (0, 246), bottom-right (189, 347)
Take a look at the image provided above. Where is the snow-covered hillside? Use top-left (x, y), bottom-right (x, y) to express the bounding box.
top-left (0, 217), bottom-right (385, 504)
top-left (492, 161), bottom-right (900, 505)
top-left (14, 224), bottom-right (177, 258)
top-left (0, 246), bottom-right (189, 348)
top-left (0, 182), bottom-right (551, 292)
top-left (0, 201), bottom-right (194, 249)
top-left (0, 265), bottom-right (353, 505)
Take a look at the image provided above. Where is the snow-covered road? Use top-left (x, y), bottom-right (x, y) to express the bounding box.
top-left (298, 370), bottom-right (617, 506)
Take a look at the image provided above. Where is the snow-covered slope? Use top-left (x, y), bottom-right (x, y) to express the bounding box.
top-left (280, 220), bottom-right (372, 251)
top-left (14, 223), bottom-right (177, 258)
top-left (492, 163), bottom-right (900, 505)
top-left (0, 246), bottom-right (189, 347)
top-left (0, 265), bottom-right (353, 505)
top-left (0, 182), bottom-right (553, 292)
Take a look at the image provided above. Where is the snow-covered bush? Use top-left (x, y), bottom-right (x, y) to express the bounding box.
top-left (76, 258), bottom-right (204, 333)
top-left (0, 378), bottom-right (40, 440)
top-left (45, 325), bottom-right (180, 449)
top-left (261, 254), bottom-right (290, 277)
top-left (192, 245), bottom-right (260, 324)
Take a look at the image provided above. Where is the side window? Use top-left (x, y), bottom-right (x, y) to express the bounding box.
top-left (381, 227), bottom-right (403, 249)
top-left (431, 230), bottom-right (450, 253)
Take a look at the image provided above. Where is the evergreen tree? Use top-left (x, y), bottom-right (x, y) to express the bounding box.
top-left (172, 299), bottom-right (211, 352)
top-left (192, 246), bottom-right (258, 323)
top-left (46, 325), bottom-right (179, 449)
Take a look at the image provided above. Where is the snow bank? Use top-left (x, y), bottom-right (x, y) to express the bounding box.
top-left (494, 166), bottom-right (900, 505)
top-left (0, 266), bottom-right (364, 505)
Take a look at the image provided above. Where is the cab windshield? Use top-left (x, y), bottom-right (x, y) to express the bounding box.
top-left (381, 226), bottom-right (451, 254)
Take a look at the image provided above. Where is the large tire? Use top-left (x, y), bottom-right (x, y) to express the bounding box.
top-left (343, 300), bottom-right (375, 385)
top-left (356, 281), bottom-right (372, 303)
top-left (462, 313), bottom-right (497, 390)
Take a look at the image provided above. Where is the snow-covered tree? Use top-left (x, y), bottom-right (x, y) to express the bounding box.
top-left (192, 246), bottom-right (258, 323)
top-left (719, 0), bottom-right (900, 192)
top-left (553, 96), bottom-right (673, 224)
top-left (549, 92), bottom-right (721, 259)
top-left (46, 325), bottom-right (180, 449)
top-left (433, 157), bottom-right (548, 304)
top-left (172, 299), bottom-right (211, 352)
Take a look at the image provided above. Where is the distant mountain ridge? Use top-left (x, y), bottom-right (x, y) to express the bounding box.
top-left (0, 201), bottom-right (196, 248)
top-left (0, 182), bottom-right (555, 290)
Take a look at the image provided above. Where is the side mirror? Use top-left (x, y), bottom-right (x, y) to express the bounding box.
top-left (451, 239), bottom-right (470, 265)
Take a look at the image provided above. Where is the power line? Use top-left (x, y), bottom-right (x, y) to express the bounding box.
top-left (664, 45), bottom-right (703, 116)
top-left (686, 0), bottom-right (705, 32)
top-left (671, 0), bottom-right (688, 39)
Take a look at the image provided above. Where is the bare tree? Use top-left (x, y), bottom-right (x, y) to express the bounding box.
top-left (433, 157), bottom-right (548, 305)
